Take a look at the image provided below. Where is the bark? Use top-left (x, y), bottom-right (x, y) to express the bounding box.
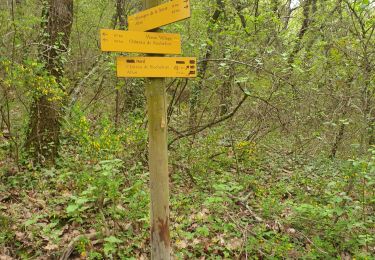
top-left (219, 73), bottom-right (233, 116)
top-left (345, 0), bottom-right (375, 149)
top-left (271, 0), bottom-right (279, 16)
top-left (288, 0), bottom-right (312, 65)
top-left (26, 0), bottom-right (73, 166)
top-left (232, 0), bottom-right (253, 35)
top-left (114, 0), bottom-right (126, 127)
top-left (362, 52), bottom-right (374, 148)
top-left (286, 0), bottom-right (313, 156)
top-left (254, 0), bottom-right (259, 32)
top-left (282, 0), bottom-right (293, 29)
top-left (330, 122), bottom-right (346, 159)
top-left (116, 0), bottom-right (126, 29)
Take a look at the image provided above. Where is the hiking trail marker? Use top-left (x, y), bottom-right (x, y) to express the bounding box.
top-left (100, 29), bottom-right (181, 54)
top-left (117, 57), bottom-right (197, 78)
top-left (128, 0), bottom-right (191, 32)
top-left (100, 0), bottom-right (196, 258)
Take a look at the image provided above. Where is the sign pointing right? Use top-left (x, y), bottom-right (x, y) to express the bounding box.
top-left (117, 57), bottom-right (196, 78)
top-left (128, 0), bottom-right (191, 32)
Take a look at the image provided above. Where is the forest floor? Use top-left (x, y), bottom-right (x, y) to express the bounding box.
top-left (1, 136), bottom-right (375, 259)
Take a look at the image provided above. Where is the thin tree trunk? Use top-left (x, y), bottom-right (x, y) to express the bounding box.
top-left (114, 0), bottom-right (126, 128)
top-left (189, 0), bottom-right (224, 127)
top-left (254, 0), bottom-right (259, 32)
top-left (330, 123), bottom-right (345, 159)
top-left (219, 73), bottom-right (233, 116)
top-left (288, 0), bottom-right (312, 65)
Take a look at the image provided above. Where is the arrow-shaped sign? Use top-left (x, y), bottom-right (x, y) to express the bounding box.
top-left (128, 0), bottom-right (191, 32)
top-left (100, 29), bottom-right (181, 54)
top-left (117, 56), bottom-right (197, 78)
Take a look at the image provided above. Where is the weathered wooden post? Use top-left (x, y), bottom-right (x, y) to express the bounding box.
top-left (144, 2), bottom-right (170, 258)
top-left (146, 65), bottom-right (171, 259)
top-left (100, 0), bottom-right (194, 258)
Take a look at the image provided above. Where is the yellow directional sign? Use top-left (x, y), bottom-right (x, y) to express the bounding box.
top-left (117, 57), bottom-right (197, 78)
top-left (100, 29), bottom-right (181, 54)
top-left (128, 0), bottom-right (191, 32)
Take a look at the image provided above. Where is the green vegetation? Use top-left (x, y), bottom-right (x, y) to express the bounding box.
top-left (1, 0), bottom-right (374, 258)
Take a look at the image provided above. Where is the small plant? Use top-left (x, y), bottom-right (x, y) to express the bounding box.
top-left (65, 159), bottom-right (124, 222)
top-left (66, 195), bottom-right (93, 222)
top-left (103, 236), bottom-right (122, 257)
top-left (76, 236), bottom-right (91, 258)
top-left (0, 213), bottom-right (13, 244)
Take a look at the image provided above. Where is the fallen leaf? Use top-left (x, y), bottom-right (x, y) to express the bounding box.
top-left (192, 238), bottom-right (200, 245)
top-left (227, 238), bottom-right (242, 250)
top-left (176, 240), bottom-right (188, 249)
top-left (0, 255), bottom-right (13, 260)
top-left (15, 231), bottom-right (25, 240)
top-left (44, 243), bottom-right (59, 251)
top-left (213, 235), bottom-right (225, 246)
top-left (62, 190), bottom-right (72, 198)
top-left (139, 254), bottom-right (147, 260)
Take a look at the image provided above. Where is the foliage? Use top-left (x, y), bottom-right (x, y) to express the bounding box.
top-left (1, 0), bottom-right (375, 258)
top-left (0, 58), bottom-right (65, 102)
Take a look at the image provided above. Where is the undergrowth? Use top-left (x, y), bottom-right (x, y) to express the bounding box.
top-left (0, 108), bottom-right (374, 259)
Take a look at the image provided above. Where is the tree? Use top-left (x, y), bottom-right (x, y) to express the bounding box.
top-left (26, 0), bottom-right (73, 165)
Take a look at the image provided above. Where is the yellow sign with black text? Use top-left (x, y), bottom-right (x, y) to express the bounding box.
top-left (128, 0), bottom-right (191, 32)
top-left (117, 57), bottom-right (197, 78)
top-left (100, 29), bottom-right (181, 54)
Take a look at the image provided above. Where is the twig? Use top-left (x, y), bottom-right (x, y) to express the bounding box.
top-left (198, 58), bottom-right (297, 88)
top-left (59, 232), bottom-right (99, 260)
top-left (296, 230), bottom-right (329, 255)
top-left (227, 193), bottom-right (263, 223)
top-left (169, 94), bottom-right (248, 146)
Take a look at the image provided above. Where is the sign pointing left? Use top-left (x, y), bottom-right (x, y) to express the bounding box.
top-left (100, 29), bottom-right (181, 54)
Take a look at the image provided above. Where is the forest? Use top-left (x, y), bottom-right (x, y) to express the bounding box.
top-left (0, 0), bottom-right (374, 259)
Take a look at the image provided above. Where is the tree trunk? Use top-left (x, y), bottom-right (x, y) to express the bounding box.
top-left (189, 0), bottom-right (224, 127)
top-left (114, 0), bottom-right (126, 128)
top-left (26, 0), bottom-right (73, 166)
top-left (288, 0), bottom-right (312, 65)
top-left (330, 122), bottom-right (346, 159)
top-left (219, 73), bottom-right (233, 116)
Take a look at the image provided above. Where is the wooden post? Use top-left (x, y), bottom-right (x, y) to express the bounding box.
top-left (143, 0), bottom-right (171, 259)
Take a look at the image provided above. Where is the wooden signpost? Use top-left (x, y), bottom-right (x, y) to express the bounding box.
top-left (128, 0), bottom-right (191, 32)
top-left (117, 57), bottom-right (197, 78)
top-left (100, 0), bottom-right (194, 258)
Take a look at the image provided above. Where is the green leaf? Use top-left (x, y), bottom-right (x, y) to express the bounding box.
top-left (104, 236), bottom-right (122, 244)
top-left (66, 204), bottom-right (79, 214)
top-left (244, 88), bottom-right (251, 96)
top-left (235, 77), bottom-right (248, 83)
top-left (24, 215), bottom-right (42, 227)
top-left (196, 226), bottom-right (210, 237)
